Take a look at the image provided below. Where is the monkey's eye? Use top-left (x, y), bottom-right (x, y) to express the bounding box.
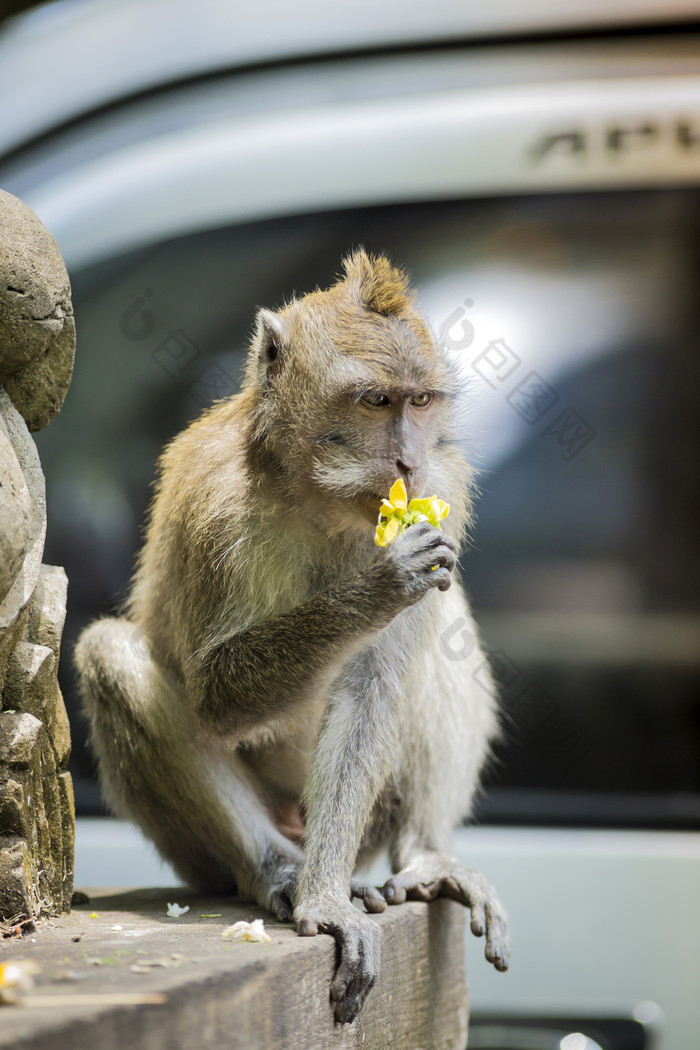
top-left (361, 391), bottom-right (391, 407)
top-left (265, 341), bottom-right (279, 363)
top-left (410, 392), bottom-right (432, 408)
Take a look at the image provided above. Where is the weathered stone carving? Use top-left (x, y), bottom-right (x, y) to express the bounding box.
top-left (0, 189), bottom-right (76, 930)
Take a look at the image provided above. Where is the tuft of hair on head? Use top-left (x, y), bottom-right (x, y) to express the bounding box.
top-left (341, 248), bottom-right (414, 317)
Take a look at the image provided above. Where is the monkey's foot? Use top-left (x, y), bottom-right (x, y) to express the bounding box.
top-left (295, 895), bottom-right (381, 1024)
top-left (257, 847), bottom-right (303, 922)
top-left (381, 851), bottom-right (510, 972)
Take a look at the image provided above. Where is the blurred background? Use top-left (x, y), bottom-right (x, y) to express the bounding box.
top-left (1, 2), bottom-right (699, 1048)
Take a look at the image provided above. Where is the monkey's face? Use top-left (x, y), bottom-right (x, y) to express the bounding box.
top-left (304, 323), bottom-right (455, 522)
top-left (245, 251), bottom-right (469, 537)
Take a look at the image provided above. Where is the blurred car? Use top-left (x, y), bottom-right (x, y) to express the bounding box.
top-left (1, 2), bottom-right (699, 1047)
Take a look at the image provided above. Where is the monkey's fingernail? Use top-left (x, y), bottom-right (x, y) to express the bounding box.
top-left (298, 919), bottom-right (318, 936)
top-left (383, 884), bottom-right (395, 900)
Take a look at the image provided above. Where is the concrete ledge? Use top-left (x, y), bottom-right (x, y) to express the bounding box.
top-left (0, 888), bottom-right (468, 1050)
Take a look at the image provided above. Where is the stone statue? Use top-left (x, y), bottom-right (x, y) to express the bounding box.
top-left (0, 189), bottom-right (76, 931)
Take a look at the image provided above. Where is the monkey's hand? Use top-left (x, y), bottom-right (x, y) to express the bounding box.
top-left (374, 521), bottom-right (457, 609)
top-left (261, 860), bottom-right (386, 924)
top-left (256, 840), bottom-right (386, 924)
top-left (296, 894), bottom-right (381, 1024)
top-left (382, 852), bottom-right (510, 972)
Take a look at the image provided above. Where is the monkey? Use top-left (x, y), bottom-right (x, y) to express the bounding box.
top-left (75, 250), bottom-right (510, 1024)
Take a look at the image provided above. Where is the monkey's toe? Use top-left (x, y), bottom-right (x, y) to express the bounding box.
top-left (484, 908), bottom-right (511, 971)
top-left (268, 887), bottom-right (296, 923)
top-left (440, 867), bottom-right (511, 971)
top-left (350, 880), bottom-right (387, 914)
top-left (381, 873), bottom-right (441, 905)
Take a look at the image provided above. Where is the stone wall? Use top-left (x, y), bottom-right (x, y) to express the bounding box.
top-left (0, 189), bottom-right (76, 930)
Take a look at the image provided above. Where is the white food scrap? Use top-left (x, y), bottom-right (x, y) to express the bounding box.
top-left (221, 919), bottom-right (271, 943)
top-left (0, 961), bottom-right (39, 1005)
top-left (166, 902), bottom-right (190, 918)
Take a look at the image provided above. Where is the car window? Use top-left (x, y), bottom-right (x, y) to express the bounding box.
top-left (36, 189), bottom-right (700, 826)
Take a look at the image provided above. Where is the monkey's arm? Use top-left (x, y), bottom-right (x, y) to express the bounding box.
top-left (191, 523), bottom-right (456, 731)
top-left (195, 584), bottom-right (379, 727)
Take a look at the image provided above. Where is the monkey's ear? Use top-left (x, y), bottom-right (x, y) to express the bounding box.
top-left (342, 249), bottom-right (413, 316)
top-left (255, 308), bottom-right (288, 384)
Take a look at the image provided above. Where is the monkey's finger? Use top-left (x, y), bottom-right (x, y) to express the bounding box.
top-left (297, 917), bottom-right (319, 936)
top-left (416, 557), bottom-right (453, 582)
top-left (329, 924), bottom-right (379, 1024)
top-left (413, 536), bottom-right (458, 566)
top-left (413, 544), bottom-right (455, 572)
top-left (431, 566), bottom-right (453, 592)
top-left (408, 522), bottom-right (458, 552)
top-left (437, 532), bottom-right (458, 552)
top-left (332, 969), bottom-right (376, 1025)
top-left (423, 552), bottom-right (457, 578)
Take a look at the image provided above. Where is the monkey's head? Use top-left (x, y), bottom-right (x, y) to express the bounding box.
top-left (243, 250), bottom-right (471, 539)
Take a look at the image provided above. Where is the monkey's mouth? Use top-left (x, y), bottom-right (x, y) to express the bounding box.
top-left (367, 483), bottom-right (423, 503)
top-left (362, 487), bottom-right (417, 509)
top-left (352, 491), bottom-right (386, 525)
top-left (366, 491), bottom-right (390, 514)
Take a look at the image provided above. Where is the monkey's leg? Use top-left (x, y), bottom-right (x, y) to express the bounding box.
top-left (380, 618), bottom-right (511, 972)
top-left (76, 617), bottom-right (304, 917)
top-left (294, 654), bottom-right (399, 1025)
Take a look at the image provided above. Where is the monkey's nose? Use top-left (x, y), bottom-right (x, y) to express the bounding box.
top-left (394, 459), bottom-right (426, 498)
top-left (395, 458), bottom-right (415, 479)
